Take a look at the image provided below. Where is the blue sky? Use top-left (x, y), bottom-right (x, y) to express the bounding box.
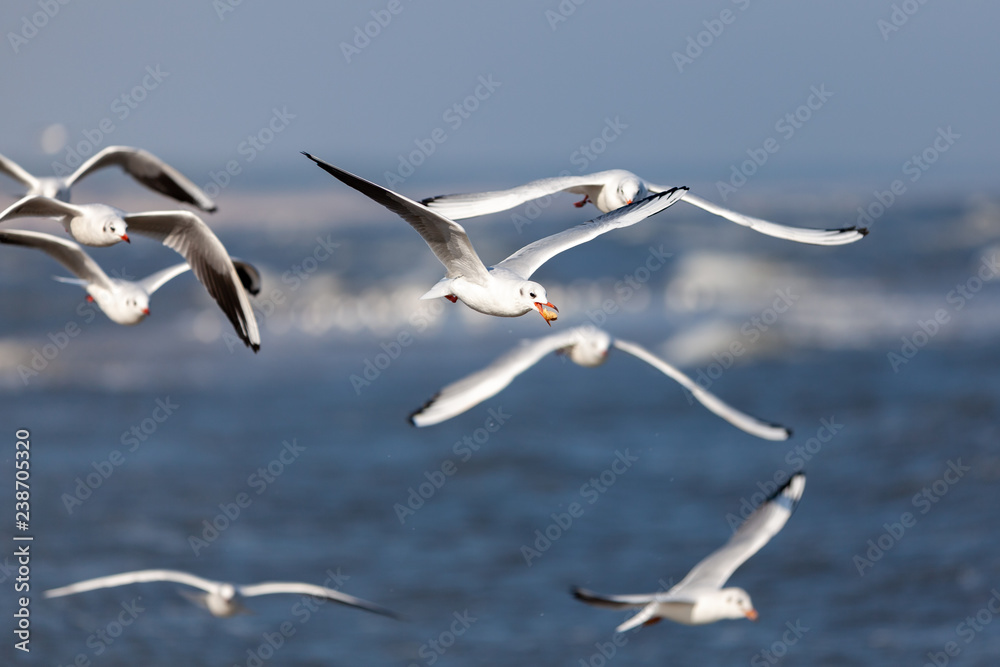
top-left (2, 1), bottom-right (996, 194)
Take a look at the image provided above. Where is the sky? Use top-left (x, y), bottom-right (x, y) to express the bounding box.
top-left (1, 1), bottom-right (997, 199)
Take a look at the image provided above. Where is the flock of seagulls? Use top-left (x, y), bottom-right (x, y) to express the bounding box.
top-left (11, 145), bottom-right (867, 640)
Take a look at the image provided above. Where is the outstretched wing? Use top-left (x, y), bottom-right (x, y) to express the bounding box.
top-left (670, 473), bottom-right (806, 596)
top-left (68, 146), bottom-right (217, 212)
top-left (409, 327), bottom-right (586, 426)
top-left (124, 211), bottom-right (260, 351)
top-left (0, 229), bottom-right (113, 291)
top-left (0, 195), bottom-right (83, 223)
top-left (420, 173), bottom-right (613, 219)
top-left (44, 569), bottom-right (218, 598)
top-left (303, 153), bottom-right (491, 284)
top-left (610, 338), bottom-right (791, 441)
top-left (238, 582), bottom-right (400, 619)
top-left (0, 153), bottom-right (39, 191)
top-left (495, 188), bottom-right (687, 279)
top-left (572, 587), bottom-right (656, 610)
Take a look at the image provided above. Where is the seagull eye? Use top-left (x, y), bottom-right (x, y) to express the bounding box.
top-left (529, 292), bottom-right (536, 299)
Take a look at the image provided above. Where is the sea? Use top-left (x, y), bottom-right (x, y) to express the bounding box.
top-left (1, 180), bottom-right (999, 666)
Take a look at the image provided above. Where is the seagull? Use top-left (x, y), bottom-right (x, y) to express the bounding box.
top-left (303, 153), bottom-right (687, 324)
top-left (573, 472), bottom-right (806, 630)
top-left (0, 229), bottom-right (260, 331)
top-left (0, 200), bottom-right (261, 350)
top-left (0, 145), bottom-right (217, 211)
top-left (421, 170), bottom-right (867, 246)
top-left (43, 569), bottom-right (399, 619)
top-left (409, 326), bottom-right (789, 440)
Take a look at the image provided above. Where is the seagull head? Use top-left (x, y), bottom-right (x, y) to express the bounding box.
top-left (617, 177), bottom-right (648, 207)
top-left (566, 327), bottom-right (612, 367)
top-left (101, 216), bottom-right (130, 244)
top-left (719, 587), bottom-right (757, 622)
top-left (520, 282), bottom-right (558, 325)
top-left (116, 287), bottom-right (151, 324)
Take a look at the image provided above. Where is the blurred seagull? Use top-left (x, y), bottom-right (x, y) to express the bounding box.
top-left (409, 326), bottom-right (790, 441)
top-left (303, 153), bottom-right (687, 324)
top-left (0, 145), bottom-right (217, 211)
top-left (421, 170), bottom-right (866, 246)
top-left (0, 210), bottom-right (261, 351)
top-left (573, 473), bottom-right (806, 630)
top-left (44, 569), bottom-right (399, 619)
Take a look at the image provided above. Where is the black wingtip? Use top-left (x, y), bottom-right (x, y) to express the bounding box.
top-left (205, 205), bottom-right (218, 214)
top-left (407, 393), bottom-right (439, 426)
top-left (768, 470), bottom-right (805, 502)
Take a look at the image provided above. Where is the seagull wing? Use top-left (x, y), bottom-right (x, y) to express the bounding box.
top-left (495, 188), bottom-right (687, 279)
top-left (232, 259), bottom-right (262, 296)
top-left (409, 327), bottom-right (585, 427)
top-left (610, 338), bottom-right (791, 441)
top-left (572, 587), bottom-right (656, 610)
top-left (0, 229), bottom-right (113, 291)
top-left (648, 187), bottom-right (867, 246)
top-left (0, 195), bottom-right (84, 222)
top-left (420, 173), bottom-right (609, 219)
top-left (68, 146), bottom-right (217, 212)
top-left (44, 569), bottom-right (218, 598)
top-left (238, 582), bottom-right (400, 619)
top-left (302, 153), bottom-right (491, 284)
top-left (124, 211), bottom-right (260, 351)
top-left (0, 153), bottom-right (39, 191)
top-left (669, 473), bottom-right (806, 596)
top-left (137, 262), bottom-right (193, 296)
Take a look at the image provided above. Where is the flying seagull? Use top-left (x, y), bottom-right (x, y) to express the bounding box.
top-left (409, 326), bottom-right (790, 441)
top-left (44, 569), bottom-right (399, 619)
top-left (0, 229), bottom-right (260, 333)
top-left (421, 169), bottom-right (866, 246)
top-left (573, 473), bottom-right (805, 630)
top-left (0, 145), bottom-right (216, 211)
top-left (303, 153), bottom-right (687, 324)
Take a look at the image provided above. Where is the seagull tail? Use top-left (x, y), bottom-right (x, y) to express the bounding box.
top-left (615, 602), bottom-right (659, 633)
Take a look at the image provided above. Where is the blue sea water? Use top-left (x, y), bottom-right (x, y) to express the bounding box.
top-left (1, 183), bottom-right (999, 666)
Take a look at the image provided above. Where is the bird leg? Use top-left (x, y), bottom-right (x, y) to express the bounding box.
top-left (573, 194), bottom-right (591, 208)
top-left (643, 617), bottom-right (662, 627)
top-left (445, 295), bottom-right (458, 303)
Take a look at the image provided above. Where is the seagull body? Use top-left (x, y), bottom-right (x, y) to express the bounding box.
top-left (0, 217), bottom-right (261, 351)
top-left (421, 169), bottom-right (867, 246)
top-left (409, 325), bottom-right (790, 441)
top-left (0, 146), bottom-right (217, 211)
top-left (1, 195), bottom-right (131, 247)
top-left (573, 473), bottom-right (806, 630)
top-left (43, 569), bottom-right (399, 619)
top-left (303, 154), bottom-right (687, 323)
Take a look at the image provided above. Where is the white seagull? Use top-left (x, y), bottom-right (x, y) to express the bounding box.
top-left (0, 200), bottom-right (261, 350)
top-left (0, 229), bottom-right (260, 331)
top-left (0, 145), bottom-right (217, 211)
top-left (573, 472), bottom-right (806, 630)
top-left (44, 569), bottom-right (399, 619)
top-left (303, 154), bottom-right (687, 324)
top-left (421, 169), bottom-right (867, 246)
top-left (409, 326), bottom-right (789, 441)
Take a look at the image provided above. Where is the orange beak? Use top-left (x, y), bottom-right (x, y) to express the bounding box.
top-left (745, 609), bottom-right (759, 622)
top-left (534, 301), bottom-right (558, 325)
top-left (625, 199), bottom-right (633, 205)
top-left (142, 307), bottom-right (150, 316)
top-left (120, 234), bottom-right (130, 243)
